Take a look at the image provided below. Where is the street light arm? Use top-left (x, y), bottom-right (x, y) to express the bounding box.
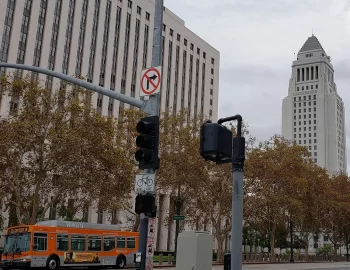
top-left (0, 62), bottom-right (148, 111)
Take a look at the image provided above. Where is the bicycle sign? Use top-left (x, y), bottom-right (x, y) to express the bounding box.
top-left (134, 174), bottom-right (156, 193)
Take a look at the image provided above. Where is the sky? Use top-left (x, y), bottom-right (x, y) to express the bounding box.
top-left (165, 0), bottom-right (350, 170)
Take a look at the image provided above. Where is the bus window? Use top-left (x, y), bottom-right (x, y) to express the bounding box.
top-left (34, 233), bottom-right (47, 251)
top-left (116, 237), bottom-right (126, 248)
top-left (88, 236), bottom-right (101, 251)
top-left (103, 237), bottom-right (115, 251)
top-left (57, 234), bottom-right (68, 251)
top-left (127, 238), bottom-right (135, 249)
top-left (71, 235), bottom-right (86, 251)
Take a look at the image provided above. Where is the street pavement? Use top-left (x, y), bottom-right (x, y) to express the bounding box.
top-left (151, 262), bottom-right (350, 270)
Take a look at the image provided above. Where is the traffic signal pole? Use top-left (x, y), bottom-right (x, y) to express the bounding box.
top-left (137, 1), bottom-right (163, 270)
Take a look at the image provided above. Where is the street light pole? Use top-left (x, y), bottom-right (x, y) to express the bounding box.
top-left (173, 183), bottom-right (181, 264)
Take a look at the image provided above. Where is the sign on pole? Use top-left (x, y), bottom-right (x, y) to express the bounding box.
top-left (145, 218), bottom-right (156, 270)
top-left (140, 66), bottom-right (161, 97)
top-left (134, 174), bottom-right (156, 194)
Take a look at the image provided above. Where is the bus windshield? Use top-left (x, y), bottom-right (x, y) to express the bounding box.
top-left (3, 233), bottom-right (31, 254)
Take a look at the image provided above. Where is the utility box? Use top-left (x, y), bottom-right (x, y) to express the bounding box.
top-left (175, 231), bottom-right (213, 270)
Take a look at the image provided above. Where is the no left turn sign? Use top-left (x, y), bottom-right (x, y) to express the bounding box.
top-left (140, 66), bottom-right (162, 97)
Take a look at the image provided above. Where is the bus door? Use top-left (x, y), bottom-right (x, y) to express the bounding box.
top-left (32, 232), bottom-right (48, 267)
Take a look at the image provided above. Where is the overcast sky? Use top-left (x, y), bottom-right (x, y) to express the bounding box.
top-left (165, 0), bottom-right (350, 170)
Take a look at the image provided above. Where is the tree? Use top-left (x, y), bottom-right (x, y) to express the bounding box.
top-left (165, 118), bottom-right (254, 263)
top-left (297, 164), bottom-right (329, 255)
top-left (244, 136), bottom-right (313, 260)
top-left (0, 74), bottom-right (133, 224)
top-left (321, 173), bottom-right (350, 257)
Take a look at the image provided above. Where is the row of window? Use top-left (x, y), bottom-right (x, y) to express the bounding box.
top-left (294, 133), bottom-right (317, 138)
top-left (294, 101), bottom-right (317, 107)
top-left (294, 120), bottom-right (317, 126)
top-left (294, 107), bottom-right (316, 114)
top-left (294, 114), bottom-right (317, 120)
top-left (297, 66), bottom-right (319, 82)
top-left (294, 126), bottom-right (317, 132)
top-left (294, 95), bottom-right (316, 101)
top-left (296, 84), bottom-right (318, 91)
top-left (296, 139), bottom-right (317, 144)
top-left (34, 233), bottom-right (135, 252)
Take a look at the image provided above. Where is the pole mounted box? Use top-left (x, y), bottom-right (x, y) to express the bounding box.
top-left (135, 115), bottom-right (160, 170)
top-left (200, 122), bottom-right (233, 164)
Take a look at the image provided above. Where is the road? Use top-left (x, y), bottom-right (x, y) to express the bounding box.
top-left (150, 262), bottom-right (350, 270)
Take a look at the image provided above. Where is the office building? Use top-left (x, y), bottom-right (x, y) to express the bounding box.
top-left (282, 35), bottom-right (346, 175)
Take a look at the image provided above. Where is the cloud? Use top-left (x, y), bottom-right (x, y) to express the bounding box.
top-left (164, 0), bottom-right (350, 170)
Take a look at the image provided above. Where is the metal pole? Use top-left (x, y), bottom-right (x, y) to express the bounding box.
top-left (230, 115), bottom-right (245, 270)
top-left (290, 220), bottom-right (294, 263)
top-left (173, 184), bottom-right (181, 264)
top-left (138, 0), bottom-right (163, 269)
top-left (0, 62), bottom-right (144, 109)
top-left (231, 170), bottom-right (244, 270)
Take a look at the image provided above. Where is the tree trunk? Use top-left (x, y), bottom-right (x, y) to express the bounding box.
top-left (216, 235), bottom-right (225, 263)
top-left (303, 233), bottom-right (309, 256)
top-left (8, 194), bottom-right (19, 227)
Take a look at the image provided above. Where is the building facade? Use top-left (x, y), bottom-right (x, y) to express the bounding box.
top-left (282, 35), bottom-right (347, 175)
top-left (0, 0), bottom-right (219, 120)
top-left (0, 0), bottom-right (220, 251)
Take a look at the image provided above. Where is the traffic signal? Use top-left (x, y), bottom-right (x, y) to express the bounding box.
top-left (135, 116), bottom-right (159, 170)
top-left (200, 121), bottom-right (233, 164)
top-left (135, 194), bottom-right (156, 217)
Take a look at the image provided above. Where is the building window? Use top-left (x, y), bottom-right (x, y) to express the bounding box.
top-left (170, 29), bottom-right (173, 36)
top-left (32, 0), bottom-right (48, 76)
top-left (137, 5), bottom-right (141, 14)
top-left (184, 39), bottom-right (187, 46)
top-left (87, 0), bottom-right (101, 83)
top-left (142, 24), bottom-right (149, 69)
top-left (62, 0), bottom-right (75, 73)
top-left (203, 52), bottom-right (206, 59)
top-left (190, 43), bottom-right (194, 50)
top-left (131, 19), bottom-right (141, 98)
top-left (163, 24), bottom-right (166, 31)
top-left (197, 48), bottom-right (200, 55)
top-left (181, 50), bottom-right (187, 110)
top-left (146, 12), bottom-right (150, 21)
top-left (75, 0), bottom-right (88, 77)
top-left (127, 0), bottom-right (132, 8)
top-left (177, 34), bottom-right (180, 41)
top-left (108, 6), bottom-right (122, 116)
top-left (45, 0), bottom-right (62, 90)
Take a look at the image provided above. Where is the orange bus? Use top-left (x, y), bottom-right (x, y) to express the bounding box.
top-left (0, 220), bottom-right (138, 270)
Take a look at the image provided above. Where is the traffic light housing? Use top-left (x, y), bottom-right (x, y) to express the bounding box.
top-left (135, 194), bottom-right (157, 217)
top-left (200, 121), bottom-right (233, 164)
top-left (135, 116), bottom-right (159, 170)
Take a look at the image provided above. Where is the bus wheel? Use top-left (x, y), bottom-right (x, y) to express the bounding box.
top-left (116, 255), bottom-right (126, 269)
top-left (47, 256), bottom-right (59, 270)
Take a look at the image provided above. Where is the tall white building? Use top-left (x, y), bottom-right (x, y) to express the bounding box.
top-left (282, 35), bottom-right (346, 175)
top-left (0, 0), bottom-right (221, 251)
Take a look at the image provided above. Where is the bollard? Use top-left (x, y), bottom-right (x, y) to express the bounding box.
top-left (223, 253), bottom-right (231, 270)
top-left (159, 254), bottom-right (163, 265)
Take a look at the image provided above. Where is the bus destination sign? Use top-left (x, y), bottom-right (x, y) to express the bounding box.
top-left (8, 226), bottom-right (29, 234)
